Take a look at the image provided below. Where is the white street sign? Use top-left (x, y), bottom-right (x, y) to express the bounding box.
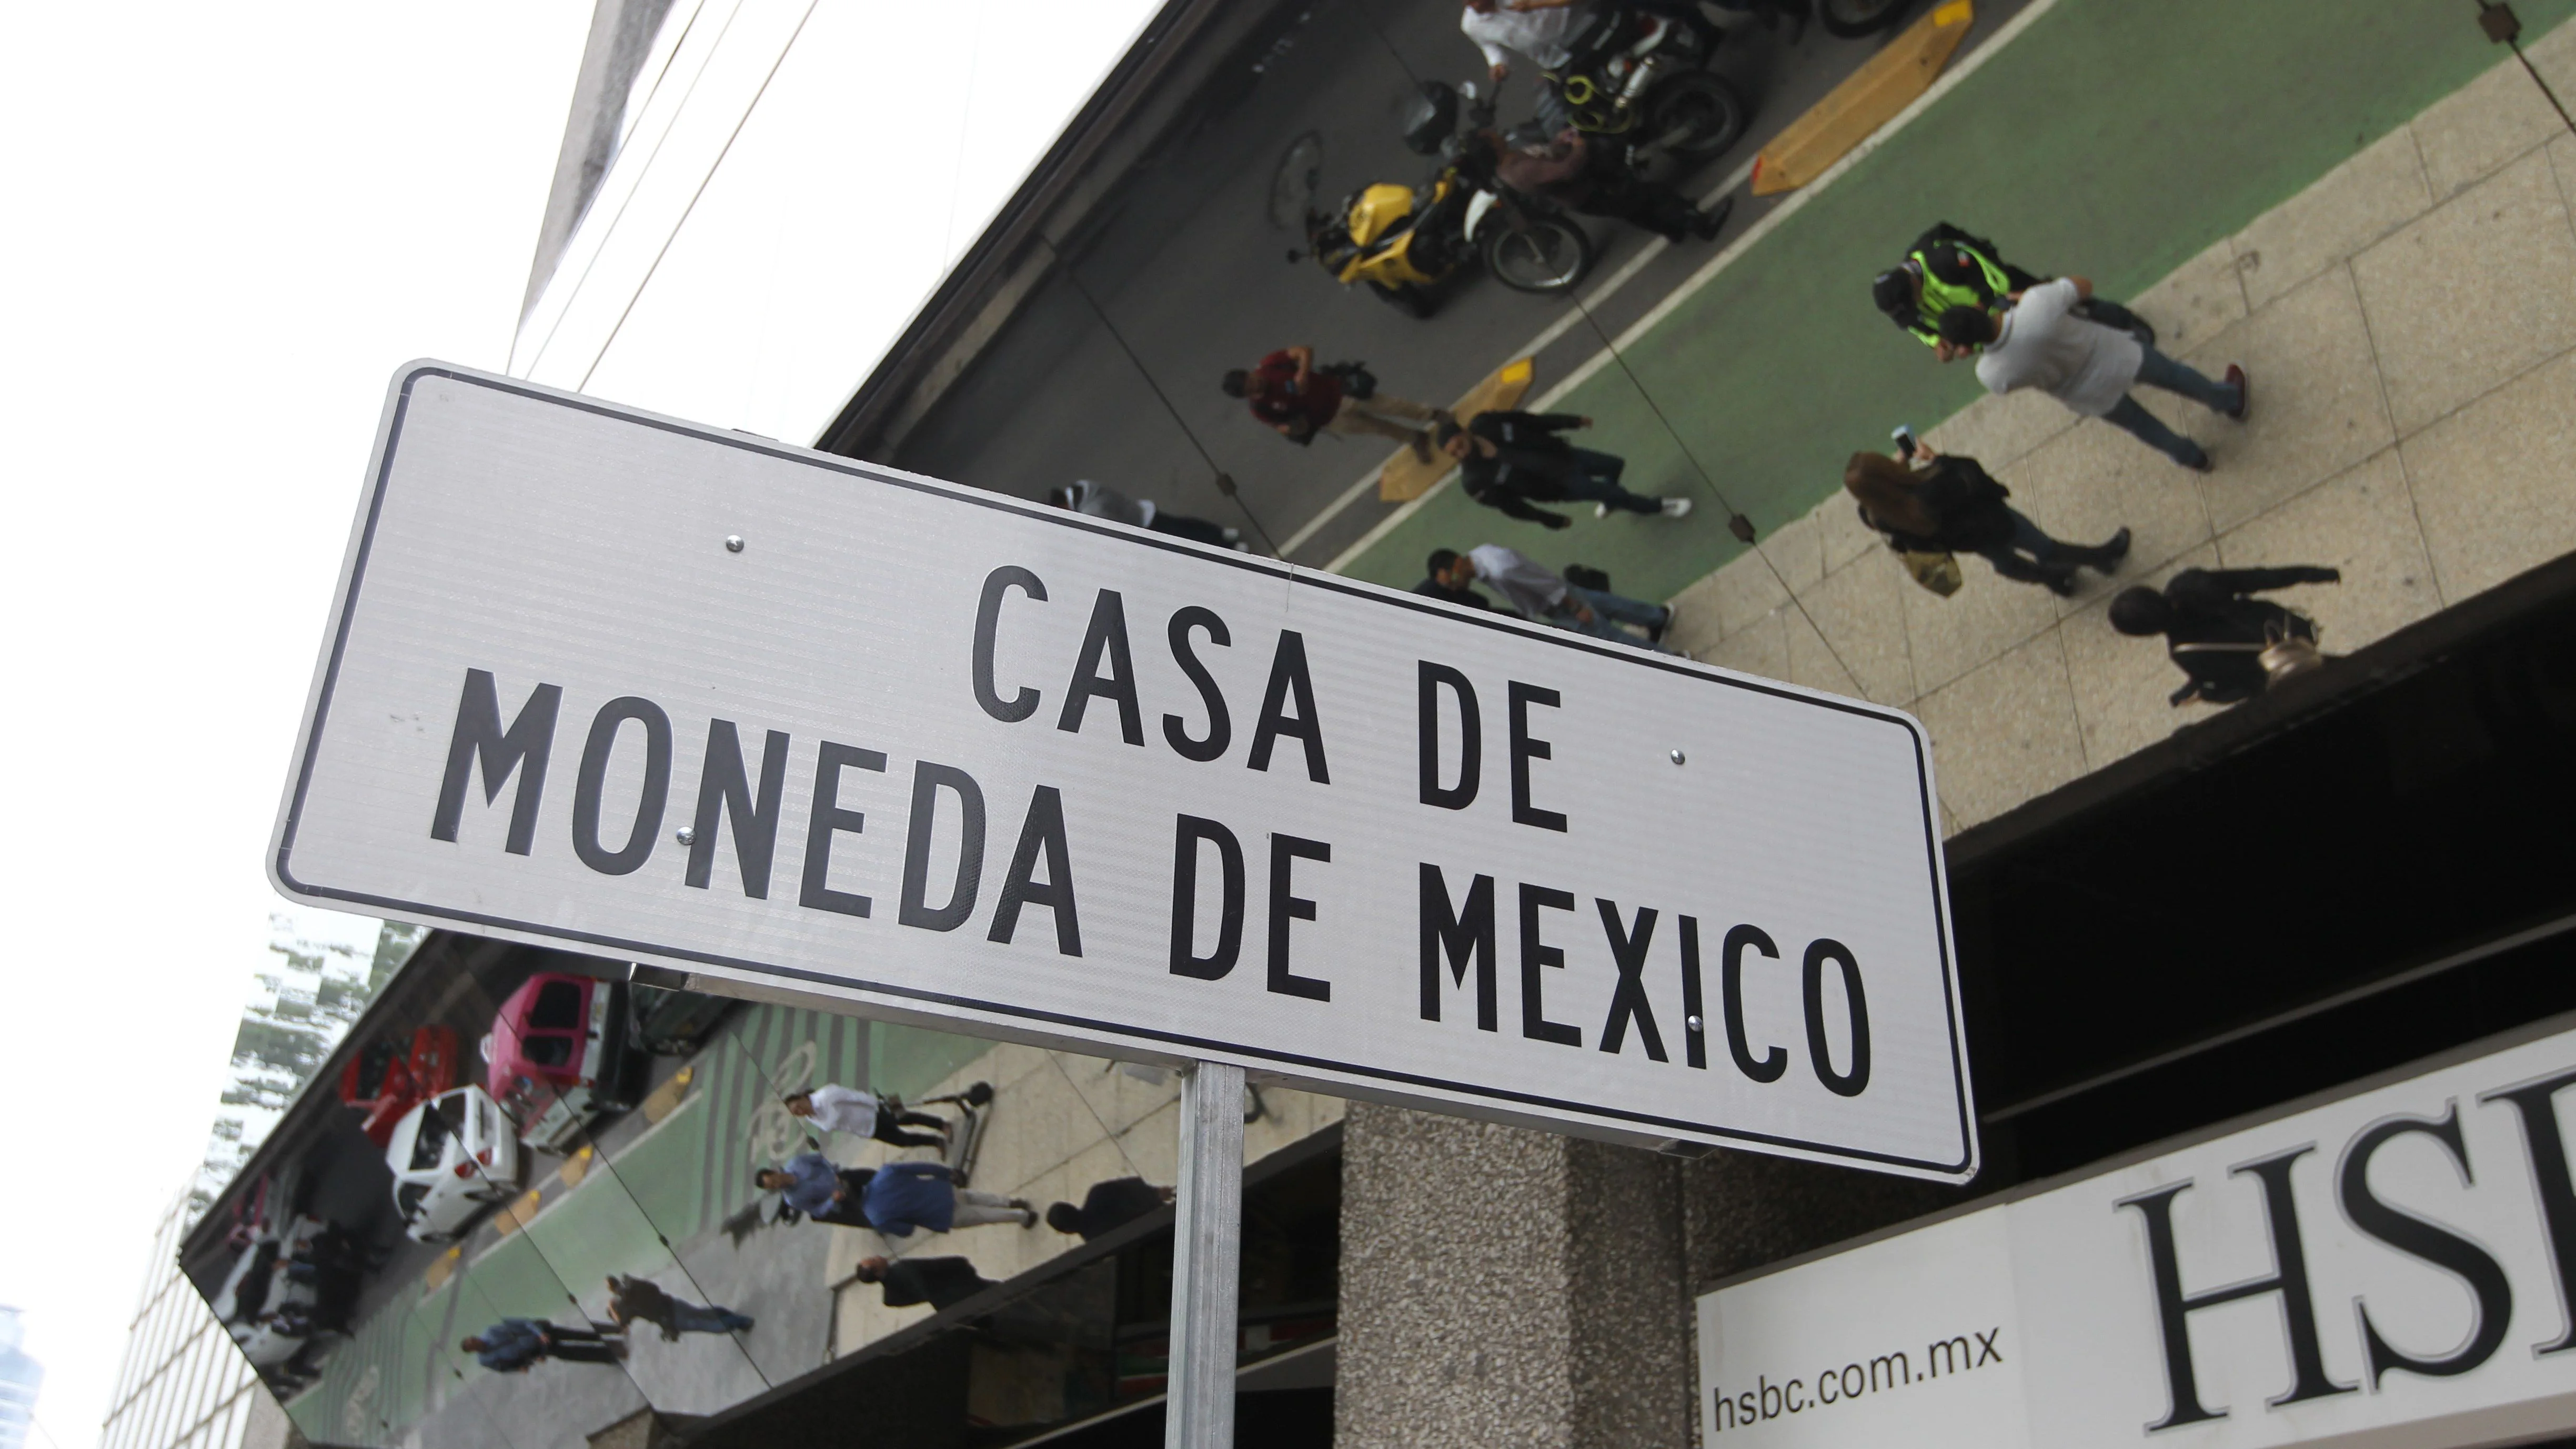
top-left (273, 363), bottom-right (1974, 1178)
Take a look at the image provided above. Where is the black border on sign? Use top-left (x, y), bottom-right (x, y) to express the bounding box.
top-left (274, 365), bottom-right (1973, 1176)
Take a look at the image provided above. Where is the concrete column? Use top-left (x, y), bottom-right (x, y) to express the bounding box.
top-left (1335, 1104), bottom-right (1689, 1448)
top-left (1337, 1102), bottom-right (1964, 1447)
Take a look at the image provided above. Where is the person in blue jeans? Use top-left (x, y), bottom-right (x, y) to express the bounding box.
top-left (1843, 449), bottom-right (2128, 596)
top-left (1939, 277), bottom-right (2247, 472)
top-left (1440, 412), bottom-right (1694, 529)
top-left (606, 1276), bottom-right (754, 1341)
top-left (461, 1319), bottom-right (622, 1372)
top-left (862, 1160), bottom-right (1037, 1236)
top-left (1427, 545), bottom-right (1677, 652)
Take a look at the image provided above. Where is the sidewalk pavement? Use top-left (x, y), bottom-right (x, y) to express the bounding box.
top-left (818, 1046), bottom-right (1344, 1357)
top-left (1337, 0), bottom-right (2576, 608)
top-left (1668, 33), bottom-right (2576, 832)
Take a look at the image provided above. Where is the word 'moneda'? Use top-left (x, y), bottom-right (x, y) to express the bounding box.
top-left (426, 669), bottom-right (1084, 954)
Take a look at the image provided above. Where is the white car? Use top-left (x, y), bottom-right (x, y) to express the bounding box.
top-left (385, 1085), bottom-right (521, 1243)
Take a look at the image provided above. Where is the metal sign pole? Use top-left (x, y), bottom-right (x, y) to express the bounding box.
top-left (1167, 1060), bottom-right (1244, 1448)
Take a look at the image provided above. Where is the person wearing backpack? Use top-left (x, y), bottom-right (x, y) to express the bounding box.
top-left (2109, 566), bottom-right (2342, 706)
top-left (1871, 222), bottom-right (2150, 351)
top-left (1223, 345), bottom-right (1446, 460)
top-left (1843, 447), bottom-right (2128, 597)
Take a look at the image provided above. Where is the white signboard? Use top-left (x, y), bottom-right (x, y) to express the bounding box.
top-left (1697, 1019), bottom-right (2576, 1446)
top-left (273, 364), bottom-right (1972, 1176)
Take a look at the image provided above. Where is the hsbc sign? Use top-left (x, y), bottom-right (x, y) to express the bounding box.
top-left (1697, 1019), bottom-right (2576, 1448)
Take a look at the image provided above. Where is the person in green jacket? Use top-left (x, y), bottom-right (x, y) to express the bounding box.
top-left (1873, 222), bottom-right (2151, 354)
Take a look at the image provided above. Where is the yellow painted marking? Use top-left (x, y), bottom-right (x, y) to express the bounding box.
top-left (1753, 1), bottom-right (1975, 196)
top-left (1377, 357), bottom-right (1539, 503)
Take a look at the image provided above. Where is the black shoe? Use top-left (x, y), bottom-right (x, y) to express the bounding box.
top-left (2224, 364), bottom-right (2249, 421)
top-left (2043, 569), bottom-right (2080, 597)
top-left (1693, 195), bottom-right (1736, 242)
top-left (2090, 527), bottom-right (2132, 569)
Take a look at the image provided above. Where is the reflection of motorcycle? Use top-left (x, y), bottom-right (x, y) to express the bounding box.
top-left (1815, 0), bottom-right (1918, 39)
top-left (1291, 82), bottom-right (1595, 316)
top-left (1492, 121), bottom-right (1730, 245)
top-left (1546, 9), bottom-right (1749, 167)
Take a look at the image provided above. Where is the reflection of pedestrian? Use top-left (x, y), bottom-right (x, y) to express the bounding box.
top-left (757, 1154), bottom-right (877, 1227)
top-left (863, 1161), bottom-right (1037, 1236)
top-left (1491, 128), bottom-right (1732, 244)
top-left (1844, 449), bottom-right (2128, 596)
top-left (1427, 545), bottom-right (1674, 651)
top-left (2110, 566), bottom-right (2340, 707)
top-left (1224, 347), bottom-right (1445, 460)
top-left (462, 1319), bottom-right (623, 1372)
top-left (1440, 413), bottom-right (1690, 528)
top-left (605, 1276), bottom-right (754, 1341)
top-left (1872, 222), bottom-right (2149, 350)
top-left (1048, 480), bottom-right (1245, 550)
top-left (1044, 1178), bottom-right (1175, 1241)
top-left (852, 1255), bottom-right (995, 1311)
top-left (784, 1085), bottom-right (950, 1151)
top-left (1413, 574), bottom-right (1515, 615)
top-left (1939, 278), bottom-right (2246, 472)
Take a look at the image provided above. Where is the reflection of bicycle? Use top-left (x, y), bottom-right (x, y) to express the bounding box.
top-left (742, 1041), bottom-right (820, 1163)
top-left (917, 1081), bottom-right (996, 1184)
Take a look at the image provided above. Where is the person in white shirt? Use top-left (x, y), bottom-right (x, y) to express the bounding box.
top-left (783, 1084), bottom-right (951, 1150)
top-left (1426, 545), bottom-right (1675, 652)
top-left (1937, 276), bottom-right (2246, 472)
top-left (1461, 0), bottom-right (1590, 86)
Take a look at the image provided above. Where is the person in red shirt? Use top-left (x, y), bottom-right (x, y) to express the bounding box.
top-left (1222, 346), bottom-right (1445, 461)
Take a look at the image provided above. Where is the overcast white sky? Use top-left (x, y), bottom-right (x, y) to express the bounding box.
top-left (0, 4), bottom-right (1149, 1445)
top-left (0, 7), bottom-right (593, 1441)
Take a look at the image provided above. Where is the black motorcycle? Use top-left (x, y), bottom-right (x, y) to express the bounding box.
top-left (1545, 8), bottom-right (1750, 168)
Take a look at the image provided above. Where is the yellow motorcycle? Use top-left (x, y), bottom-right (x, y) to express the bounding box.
top-left (1290, 84), bottom-right (1594, 318)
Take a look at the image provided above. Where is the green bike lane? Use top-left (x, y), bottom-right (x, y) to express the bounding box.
top-left (1340, 0), bottom-right (2576, 604)
top-left (286, 1005), bottom-right (990, 1445)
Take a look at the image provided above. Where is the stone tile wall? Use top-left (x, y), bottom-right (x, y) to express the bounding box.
top-left (1668, 30), bottom-right (2576, 833)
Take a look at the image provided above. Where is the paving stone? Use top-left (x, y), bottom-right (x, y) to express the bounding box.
top-left (2181, 265), bottom-right (2397, 532)
top-left (1794, 551), bottom-right (1916, 704)
top-left (2352, 148), bottom-right (2576, 435)
top-left (1914, 630), bottom-right (2087, 830)
top-left (1900, 524), bottom-right (2062, 698)
top-left (1779, 597), bottom-right (1867, 700)
top-left (2398, 345), bottom-right (2576, 601)
top-left (1997, 402), bottom-right (2213, 619)
top-left (1695, 605), bottom-right (1786, 682)
top-left (2215, 449), bottom-right (2440, 653)
top-left (2532, 12), bottom-right (2576, 95)
top-left (2555, 130), bottom-right (2576, 231)
top-left (2411, 52), bottom-right (2571, 201)
top-left (1919, 384), bottom-right (2077, 475)
top-left (2130, 237), bottom-right (2246, 353)
top-left (1120, 1100), bottom-right (1182, 1185)
top-left (1814, 484), bottom-right (1885, 574)
top-left (2232, 127), bottom-right (2433, 310)
top-left (1749, 506), bottom-right (1828, 595)
top-left (1661, 570), bottom-right (1729, 656)
top-left (1704, 547), bottom-right (1792, 638)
